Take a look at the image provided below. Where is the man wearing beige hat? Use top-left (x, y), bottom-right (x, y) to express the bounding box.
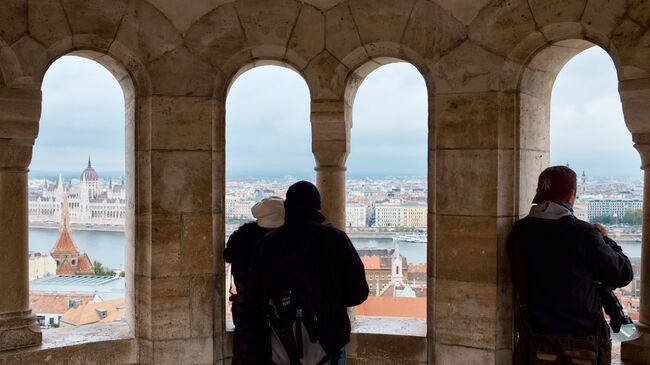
top-left (224, 196), bottom-right (285, 365)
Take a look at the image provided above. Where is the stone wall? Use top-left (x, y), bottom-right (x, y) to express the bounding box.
top-left (0, 0), bottom-right (649, 364)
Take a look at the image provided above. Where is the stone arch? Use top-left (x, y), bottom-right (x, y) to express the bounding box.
top-left (506, 23), bottom-right (650, 363)
top-left (504, 25), bottom-right (629, 214)
top-left (35, 48), bottom-right (144, 335)
top-left (222, 59), bottom-right (312, 101)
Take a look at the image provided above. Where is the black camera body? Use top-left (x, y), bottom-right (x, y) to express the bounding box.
top-left (596, 283), bottom-right (633, 333)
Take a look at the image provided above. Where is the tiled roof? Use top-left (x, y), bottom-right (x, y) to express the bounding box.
top-left (360, 256), bottom-right (381, 270)
top-left (29, 293), bottom-right (94, 315)
top-left (50, 230), bottom-right (81, 256)
top-left (355, 296), bottom-right (426, 318)
top-left (408, 263), bottom-right (426, 273)
top-left (61, 297), bottom-right (125, 327)
top-left (57, 259), bottom-right (75, 275)
top-left (76, 254), bottom-right (94, 274)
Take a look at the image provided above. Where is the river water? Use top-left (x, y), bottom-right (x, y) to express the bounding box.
top-left (29, 228), bottom-right (643, 271)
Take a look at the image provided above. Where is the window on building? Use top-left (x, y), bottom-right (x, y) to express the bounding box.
top-left (549, 46), bottom-right (641, 342)
top-left (28, 56), bottom-right (127, 330)
top-left (225, 65), bottom-right (312, 324)
top-left (347, 63), bottom-right (428, 322)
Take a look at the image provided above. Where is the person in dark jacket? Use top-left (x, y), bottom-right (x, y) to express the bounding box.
top-left (249, 181), bottom-right (369, 365)
top-left (224, 196), bottom-right (285, 365)
top-left (508, 166), bottom-right (634, 364)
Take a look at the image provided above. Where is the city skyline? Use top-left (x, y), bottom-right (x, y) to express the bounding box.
top-left (31, 47), bottom-right (642, 178)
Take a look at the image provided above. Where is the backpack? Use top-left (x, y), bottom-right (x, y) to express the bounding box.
top-left (263, 241), bottom-right (344, 365)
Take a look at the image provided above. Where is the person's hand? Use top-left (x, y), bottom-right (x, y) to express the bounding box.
top-left (594, 224), bottom-right (608, 237)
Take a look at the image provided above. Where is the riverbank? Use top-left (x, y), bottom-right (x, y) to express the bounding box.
top-left (29, 222), bottom-right (125, 232)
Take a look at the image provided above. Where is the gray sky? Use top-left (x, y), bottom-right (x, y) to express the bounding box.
top-left (32, 49), bottom-right (640, 178)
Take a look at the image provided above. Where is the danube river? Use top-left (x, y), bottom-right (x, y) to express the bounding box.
top-left (29, 228), bottom-right (643, 271)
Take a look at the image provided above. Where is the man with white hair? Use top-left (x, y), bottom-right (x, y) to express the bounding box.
top-left (225, 196), bottom-right (285, 365)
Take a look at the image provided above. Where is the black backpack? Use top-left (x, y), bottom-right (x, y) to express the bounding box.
top-left (263, 241), bottom-right (344, 365)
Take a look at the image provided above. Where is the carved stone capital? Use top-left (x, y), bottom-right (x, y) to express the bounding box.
top-left (0, 310), bottom-right (42, 351)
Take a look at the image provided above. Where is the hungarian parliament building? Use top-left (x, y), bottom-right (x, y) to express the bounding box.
top-left (28, 159), bottom-right (126, 227)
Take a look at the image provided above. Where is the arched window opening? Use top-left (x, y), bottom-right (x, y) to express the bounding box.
top-left (347, 63), bottom-right (428, 324)
top-left (224, 65), bottom-right (313, 323)
top-left (550, 46), bottom-right (641, 344)
top-left (28, 56), bottom-right (127, 330)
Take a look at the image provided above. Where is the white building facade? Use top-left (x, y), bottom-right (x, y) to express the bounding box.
top-left (346, 203), bottom-right (368, 228)
top-left (28, 159), bottom-right (126, 226)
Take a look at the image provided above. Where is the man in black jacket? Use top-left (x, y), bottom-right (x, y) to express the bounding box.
top-left (249, 181), bottom-right (369, 365)
top-left (508, 166), bottom-right (633, 364)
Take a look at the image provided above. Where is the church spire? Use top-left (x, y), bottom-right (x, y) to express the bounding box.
top-left (87, 156), bottom-right (92, 169)
top-left (60, 190), bottom-right (71, 233)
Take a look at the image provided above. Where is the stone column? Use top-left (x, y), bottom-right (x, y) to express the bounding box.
top-left (0, 87), bottom-right (42, 351)
top-left (622, 141), bottom-right (650, 363)
top-left (311, 100), bottom-right (349, 230)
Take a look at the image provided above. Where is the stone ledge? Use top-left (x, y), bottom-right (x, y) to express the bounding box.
top-left (0, 322), bottom-right (137, 365)
top-left (225, 315), bottom-right (427, 364)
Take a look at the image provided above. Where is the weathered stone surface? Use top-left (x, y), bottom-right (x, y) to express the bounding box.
top-left (0, 323), bottom-right (135, 364)
top-left (304, 50), bottom-right (348, 99)
top-left (582, 0), bottom-right (627, 39)
top-left (435, 215), bottom-right (497, 283)
top-left (184, 3), bottom-right (250, 78)
top-left (469, 0), bottom-right (537, 57)
top-left (150, 214), bottom-right (181, 277)
top-left (60, 0), bottom-right (128, 40)
top-left (0, 0), bottom-right (27, 46)
top-left (181, 214), bottom-right (213, 275)
top-left (629, 0), bottom-right (650, 29)
top-left (150, 96), bottom-right (213, 150)
top-left (434, 279), bottom-right (497, 349)
top-left (0, 87), bottom-right (41, 141)
top-left (433, 41), bottom-right (505, 93)
top-left (27, 0), bottom-right (71, 51)
top-left (611, 19), bottom-right (646, 71)
top-left (152, 337), bottom-right (213, 364)
top-left (436, 149), bottom-right (497, 216)
top-left (435, 92), bottom-right (498, 149)
top-left (0, 315), bottom-right (41, 352)
top-left (325, 2), bottom-right (368, 68)
top-left (1, 1), bottom-right (650, 364)
top-left (147, 0), bottom-right (234, 32)
top-left (519, 93), bottom-right (551, 151)
top-left (147, 46), bottom-right (215, 97)
top-left (150, 276), bottom-right (191, 340)
top-left (348, 331), bottom-right (427, 363)
top-left (433, 0), bottom-right (490, 26)
top-left (10, 36), bottom-right (47, 84)
top-left (434, 342), bottom-right (496, 364)
top-left (402, 0), bottom-right (466, 66)
top-left (114, 0), bottom-right (183, 65)
top-left (190, 275), bottom-right (214, 338)
top-left (151, 151), bottom-right (212, 214)
top-left (286, 4), bottom-right (325, 69)
top-left (349, 0), bottom-right (414, 58)
top-left (235, 0), bottom-right (301, 53)
top-left (529, 0), bottom-right (586, 27)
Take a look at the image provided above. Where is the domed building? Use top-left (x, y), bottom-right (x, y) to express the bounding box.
top-left (80, 157), bottom-right (99, 200)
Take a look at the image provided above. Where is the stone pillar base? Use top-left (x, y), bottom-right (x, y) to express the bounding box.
top-left (0, 310), bottom-right (42, 352)
top-left (621, 322), bottom-right (650, 365)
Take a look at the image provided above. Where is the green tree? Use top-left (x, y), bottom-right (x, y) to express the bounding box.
top-left (591, 215), bottom-right (614, 224)
top-left (622, 209), bottom-right (642, 226)
top-left (93, 260), bottom-right (115, 276)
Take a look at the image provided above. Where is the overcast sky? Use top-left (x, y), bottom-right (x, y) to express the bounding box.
top-left (31, 47), bottom-right (640, 179)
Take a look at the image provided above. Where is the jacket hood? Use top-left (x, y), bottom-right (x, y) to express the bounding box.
top-left (528, 201), bottom-right (573, 220)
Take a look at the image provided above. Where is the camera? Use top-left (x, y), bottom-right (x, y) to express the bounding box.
top-left (596, 283), bottom-right (633, 333)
